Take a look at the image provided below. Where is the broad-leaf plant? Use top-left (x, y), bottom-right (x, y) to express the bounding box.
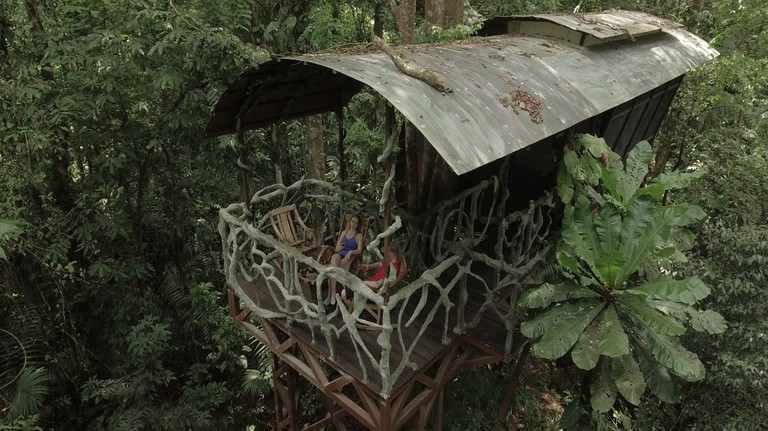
top-left (519, 135), bottom-right (726, 416)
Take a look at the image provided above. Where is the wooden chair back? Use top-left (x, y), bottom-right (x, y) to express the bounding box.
top-left (268, 204), bottom-right (317, 251)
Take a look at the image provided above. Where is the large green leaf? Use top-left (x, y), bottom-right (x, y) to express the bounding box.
top-left (599, 150), bottom-right (623, 201)
top-left (594, 250), bottom-right (625, 286)
top-left (632, 325), bottom-right (705, 382)
top-left (557, 164), bottom-right (575, 204)
top-left (640, 169), bottom-right (705, 200)
top-left (561, 195), bottom-right (602, 276)
top-left (597, 304), bottom-right (630, 357)
top-left (615, 140), bottom-right (653, 205)
top-left (575, 134), bottom-right (611, 158)
top-left (532, 302), bottom-right (605, 359)
top-left (558, 400), bottom-right (585, 431)
top-left (564, 149), bottom-right (587, 182)
top-left (646, 298), bottom-right (691, 321)
top-left (618, 294), bottom-right (686, 336)
top-left (689, 309), bottom-right (727, 334)
top-left (521, 300), bottom-right (603, 339)
top-left (582, 152), bottom-right (604, 185)
top-left (590, 360), bottom-right (618, 413)
top-left (557, 250), bottom-right (601, 287)
top-left (617, 197), bottom-right (654, 261)
top-left (0, 219), bottom-right (23, 260)
top-left (669, 204), bottom-right (707, 226)
top-left (556, 249), bottom-right (582, 276)
top-left (636, 346), bottom-right (680, 403)
top-left (610, 354), bottom-right (646, 405)
top-left (670, 227), bottom-right (696, 252)
top-left (518, 282), bottom-right (601, 309)
top-left (8, 367), bottom-right (50, 421)
top-left (630, 275), bottom-right (711, 304)
top-left (571, 318), bottom-right (602, 370)
top-left (593, 205), bottom-right (622, 254)
top-left (615, 200), bottom-right (680, 286)
top-left (0, 219), bottom-right (23, 237)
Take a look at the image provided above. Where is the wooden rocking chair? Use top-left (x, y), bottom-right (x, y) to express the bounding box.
top-left (268, 204), bottom-right (319, 255)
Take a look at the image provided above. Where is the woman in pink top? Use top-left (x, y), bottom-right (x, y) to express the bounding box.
top-left (340, 248), bottom-right (400, 306)
top-left (360, 250), bottom-right (400, 290)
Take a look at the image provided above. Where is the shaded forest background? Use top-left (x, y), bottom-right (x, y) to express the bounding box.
top-left (1, 0), bottom-right (766, 430)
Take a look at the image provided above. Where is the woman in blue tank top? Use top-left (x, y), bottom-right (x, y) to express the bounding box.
top-left (324, 215), bottom-right (363, 306)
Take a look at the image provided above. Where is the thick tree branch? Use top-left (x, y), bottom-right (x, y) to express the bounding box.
top-left (373, 36), bottom-right (452, 94)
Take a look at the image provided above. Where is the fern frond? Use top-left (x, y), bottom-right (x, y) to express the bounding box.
top-left (7, 367), bottom-right (50, 420)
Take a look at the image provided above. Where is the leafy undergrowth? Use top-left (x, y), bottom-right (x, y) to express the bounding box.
top-left (444, 358), bottom-right (572, 430)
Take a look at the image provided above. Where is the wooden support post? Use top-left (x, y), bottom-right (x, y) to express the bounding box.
top-left (273, 352), bottom-right (301, 431)
top-left (380, 397), bottom-right (393, 431)
top-left (494, 343), bottom-right (532, 431)
top-left (227, 288), bottom-right (241, 318)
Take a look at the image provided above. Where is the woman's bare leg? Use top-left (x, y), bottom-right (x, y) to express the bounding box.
top-left (326, 253), bottom-right (342, 305)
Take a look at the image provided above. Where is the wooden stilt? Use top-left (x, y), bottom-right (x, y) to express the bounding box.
top-left (228, 286), bottom-right (508, 431)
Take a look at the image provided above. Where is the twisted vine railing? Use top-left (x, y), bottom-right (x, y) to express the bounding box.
top-left (219, 176), bottom-right (556, 397)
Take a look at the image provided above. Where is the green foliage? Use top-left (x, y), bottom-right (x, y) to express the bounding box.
top-left (0, 0), bottom-right (764, 428)
top-left (444, 367), bottom-right (504, 430)
top-left (0, 219), bottom-right (23, 260)
top-left (414, 21), bottom-right (479, 44)
top-left (80, 312), bottom-right (243, 431)
top-left (2, 368), bottom-right (49, 423)
top-left (635, 223), bottom-right (768, 430)
top-left (520, 136), bottom-right (724, 417)
top-left (301, 2), bottom-right (373, 51)
top-left (0, 416), bottom-right (43, 431)
top-left (657, 53), bottom-right (768, 226)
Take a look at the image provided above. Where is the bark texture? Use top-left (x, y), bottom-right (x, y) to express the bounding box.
top-left (425, 0), bottom-right (464, 27)
top-left (306, 115), bottom-right (326, 182)
top-left (388, 0), bottom-right (416, 44)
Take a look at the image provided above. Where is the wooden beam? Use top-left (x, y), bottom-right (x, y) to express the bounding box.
top-left (299, 344), bottom-right (330, 387)
top-left (324, 375), bottom-right (354, 395)
top-left (326, 390), bottom-right (378, 430)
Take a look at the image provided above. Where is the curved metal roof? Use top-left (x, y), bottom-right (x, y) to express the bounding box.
top-left (205, 10), bottom-right (717, 175)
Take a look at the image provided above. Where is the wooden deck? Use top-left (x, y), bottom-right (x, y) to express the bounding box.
top-left (233, 265), bottom-right (513, 399)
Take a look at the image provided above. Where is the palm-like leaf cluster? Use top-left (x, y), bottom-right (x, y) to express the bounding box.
top-left (519, 136), bottom-right (726, 415)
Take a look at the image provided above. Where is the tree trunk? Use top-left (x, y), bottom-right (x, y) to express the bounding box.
top-left (248, 0), bottom-right (260, 44)
top-left (425, 0), bottom-right (464, 27)
top-left (272, 124), bottom-right (283, 184)
top-left (306, 115), bottom-right (326, 181)
top-left (374, 0), bottom-right (385, 38)
top-left (24, 0), bottom-right (74, 211)
top-left (389, 0), bottom-right (416, 44)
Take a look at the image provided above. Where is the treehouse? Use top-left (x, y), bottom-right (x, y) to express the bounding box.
top-left (205, 10), bottom-right (717, 431)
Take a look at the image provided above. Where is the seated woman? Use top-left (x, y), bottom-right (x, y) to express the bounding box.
top-left (324, 214), bottom-right (364, 306)
top-left (340, 247), bottom-right (401, 305)
top-left (360, 248), bottom-right (401, 290)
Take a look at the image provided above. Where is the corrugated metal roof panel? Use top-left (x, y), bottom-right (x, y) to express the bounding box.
top-left (205, 11), bottom-right (717, 175)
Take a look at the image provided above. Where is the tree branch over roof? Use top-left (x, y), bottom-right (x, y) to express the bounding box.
top-left (373, 36), bottom-right (452, 95)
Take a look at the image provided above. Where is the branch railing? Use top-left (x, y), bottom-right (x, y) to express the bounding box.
top-left (219, 177), bottom-right (557, 398)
